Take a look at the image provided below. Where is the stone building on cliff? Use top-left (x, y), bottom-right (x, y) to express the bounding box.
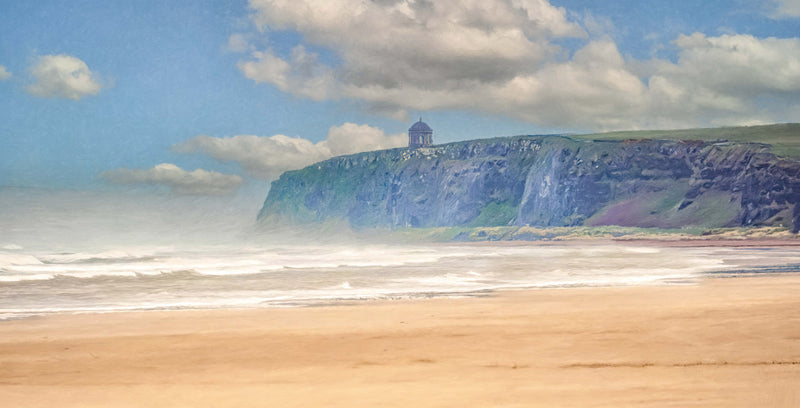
top-left (408, 118), bottom-right (433, 148)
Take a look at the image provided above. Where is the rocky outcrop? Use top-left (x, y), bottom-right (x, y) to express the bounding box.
top-left (258, 136), bottom-right (800, 232)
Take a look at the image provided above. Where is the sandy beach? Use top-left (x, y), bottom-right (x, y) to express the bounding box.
top-left (1, 274), bottom-right (799, 407)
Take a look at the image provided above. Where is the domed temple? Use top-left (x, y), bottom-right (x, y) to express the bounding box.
top-left (408, 118), bottom-right (433, 148)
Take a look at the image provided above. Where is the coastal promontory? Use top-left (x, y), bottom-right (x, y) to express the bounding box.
top-left (258, 126), bottom-right (800, 233)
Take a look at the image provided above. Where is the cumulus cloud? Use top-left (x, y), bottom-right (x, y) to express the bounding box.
top-left (100, 163), bottom-right (244, 195)
top-left (174, 123), bottom-right (406, 179)
top-left (239, 45), bottom-right (336, 101)
top-left (174, 134), bottom-right (330, 180)
top-left (240, 0), bottom-right (584, 116)
top-left (238, 0), bottom-right (800, 129)
top-left (0, 65), bottom-right (10, 81)
top-left (27, 54), bottom-right (103, 100)
top-left (645, 34), bottom-right (800, 127)
top-left (320, 122), bottom-right (407, 156)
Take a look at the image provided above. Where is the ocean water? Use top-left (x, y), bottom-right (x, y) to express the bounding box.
top-left (3, 187), bottom-right (800, 320)
top-left (3, 242), bottom-right (800, 320)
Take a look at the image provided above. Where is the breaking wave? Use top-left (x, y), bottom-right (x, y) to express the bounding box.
top-left (3, 242), bottom-right (800, 320)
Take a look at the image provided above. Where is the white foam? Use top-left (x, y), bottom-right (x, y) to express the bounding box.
top-left (0, 252), bottom-right (43, 267)
top-left (392, 273), bottom-right (485, 287)
top-left (2, 243), bottom-right (799, 320)
top-left (0, 273), bottom-right (54, 282)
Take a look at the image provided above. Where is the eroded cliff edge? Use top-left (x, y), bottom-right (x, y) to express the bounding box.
top-left (258, 135), bottom-right (800, 232)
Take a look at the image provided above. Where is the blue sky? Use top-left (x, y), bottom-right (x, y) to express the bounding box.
top-left (1, 0), bottom-right (798, 195)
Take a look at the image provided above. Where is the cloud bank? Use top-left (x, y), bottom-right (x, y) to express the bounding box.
top-left (27, 54), bottom-right (103, 100)
top-left (100, 163), bottom-right (244, 195)
top-left (238, 0), bottom-right (800, 130)
top-left (175, 122), bottom-right (406, 179)
top-left (645, 34), bottom-right (800, 127)
top-left (0, 65), bottom-right (10, 81)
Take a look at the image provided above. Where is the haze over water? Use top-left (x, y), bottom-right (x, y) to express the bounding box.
top-left (2, 187), bottom-right (800, 320)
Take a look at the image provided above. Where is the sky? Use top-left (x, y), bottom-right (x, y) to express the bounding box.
top-left (1, 0), bottom-right (799, 197)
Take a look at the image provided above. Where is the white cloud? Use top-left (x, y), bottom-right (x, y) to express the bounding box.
top-left (175, 134), bottom-right (330, 180)
top-left (241, 0), bottom-right (584, 116)
top-left (767, 0), bottom-right (800, 18)
top-left (320, 122), bottom-right (407, 156)
top-left (0, 65), bottom-right (11, 81)
top-left (100, 163), bottom-right (244, 195)
top-left (669, 33), bottom-right (800, 95)
top-left (239, 0), bottom-right (800, 130)
top-left (645, 33), bottom-right (800, 127)
top-left (226, 33), bottom-right (253, 53)
top-left (238, 45), bottom-right (336, 101)
top-left (484, 40), bottom-right (649, 129)
top-left (27, 54), bottom-right (103, 100)
top-left (174, 123), bottom-right (406, 179)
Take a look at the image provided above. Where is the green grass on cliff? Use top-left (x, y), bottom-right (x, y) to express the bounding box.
top-left (572, 123), bottom-right (800, 158)
top-left (468, 201), bottom-right (517, 227)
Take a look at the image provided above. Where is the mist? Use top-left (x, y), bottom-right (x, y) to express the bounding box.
top-left (0, 186), bottom-right (267, 252)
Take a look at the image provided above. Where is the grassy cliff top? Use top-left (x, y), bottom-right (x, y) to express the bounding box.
top-left (572, 123), bottom-right (800, 158)
top-left (302, 124), bottom-right (798, 168)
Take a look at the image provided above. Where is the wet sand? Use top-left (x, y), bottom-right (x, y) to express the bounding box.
top-left (1, 274), bottom-right (799, 407)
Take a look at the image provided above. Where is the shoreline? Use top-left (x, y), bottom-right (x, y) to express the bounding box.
top-left (2, 273), bottom-right (799, 407)
top-left (0, 269), bottom-right (773, 323)
top-left (3, 237), bottom-right (800, 323)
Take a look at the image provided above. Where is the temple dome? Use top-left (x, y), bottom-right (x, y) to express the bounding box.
top-left (409, 119), bottom-right (432, 132)
top-left (408, 118), bottom-right (433, 148)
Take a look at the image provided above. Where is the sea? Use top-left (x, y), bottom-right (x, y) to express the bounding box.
top-left (2, 187), bottom-right (800, 320)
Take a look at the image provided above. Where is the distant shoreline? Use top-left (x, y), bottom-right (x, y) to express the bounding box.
top-left (350, 225), bottom-right (800, 244)
top-left (614, 237), bottom-right (800, 247)
top-left (443, 237), bottom-right (800, 248)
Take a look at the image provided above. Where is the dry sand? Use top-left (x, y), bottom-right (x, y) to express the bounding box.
top-left (1, 274), bottom-right (799, 407)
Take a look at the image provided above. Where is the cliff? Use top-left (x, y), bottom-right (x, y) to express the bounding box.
top-left (257, 135), bottom-right (800, 233)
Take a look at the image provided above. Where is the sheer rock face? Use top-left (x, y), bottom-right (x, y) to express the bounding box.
top-left (258, 136), bottom-right (800, 232)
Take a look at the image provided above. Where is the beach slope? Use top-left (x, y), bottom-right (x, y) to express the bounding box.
top-left (1, 275), bottom-right (799, 407)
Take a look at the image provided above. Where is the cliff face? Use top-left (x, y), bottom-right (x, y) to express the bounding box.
top-left (258, 136), bottom-right (800, 232)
